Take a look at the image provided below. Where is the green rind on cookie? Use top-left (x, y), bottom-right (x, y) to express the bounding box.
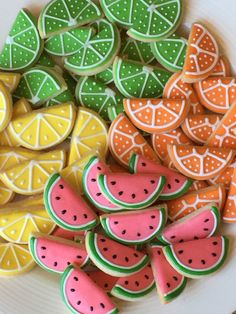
top-left (108, 105), bottom-right (124, 122)
top-left (162, 276), bottom-right (187, 303)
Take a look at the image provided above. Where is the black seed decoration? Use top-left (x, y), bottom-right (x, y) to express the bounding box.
top-left (84, 214), bottom-right (88, 219)
top-left (77, 256), bottom-right (82, 259)
top-left (170, 235), bottom-right (176, 239)
top-left (54, 262), bottom-right (57, 267)
top-left (213, 241), bottom-right (218, 245)
top-left (100, 239), bottom-right (106, 242)
top-left (96, 192), bottom-right (102, 196)
top-left (41, 255), bottom-right (45, 259)
top-left (173, 276), bottom-right (178, 281)
top-left (114, 221), bottom-right (119, 224)
top-left (132, 193), bottom-right (136, 199)
top-left (70, 289), bottom-right (75, 292)
top-left (212, 253), bottom-right (217, 257)
top-left (150, 180), bottom-right (155, 184)
top-left (157, 250), bottom-right (161, 255)
top-left (77, 301), bottom-right (81, 305)
top-left (122, 230), bottom-right (126, 234)
top-left (74, 277), bottom-right (78, 281)
top-left (151, 215), bottom-right (155, 219)
top-left (104, 283), bottom-right (108, 288)
top-left (149, 226), bottom-right (154, 230)
top-left (144, 189), bottom-right (148, 194)
top-left (67, 262), bottom-right (71, 265)
top-left (100, 303), bottom-right (105, 309)
top-left (73, 215), bottom-right (77, 221)
top-left (167, 283), bottom-right (171, 288)
top-left (97, 166), bottom-right (101, 171)
top-left (141, 162), bottom-right (147, 167)
top-left (179, 239), bottom-right (184, 243)
top-left (111, 181), bottom-right (116, 185)
top-left (134, 253), bottom-right (139, 257)
top-left (167, 184), bottom-right (171, 189)
top-left (112, 255), bottom-right (117, 259)
top-left (204, 219), bottom-right (209, 223)
top-left (103, 248), bottom-right (108, 252)
top-left (61, 210), bottom-right (67, 214)
top-left (188, 259), bottom-right (192, 264)
top-left (137, 232), bottom-right (141, 237)
top-left (59, 184), bottom-right (64, 189)
top-left (41, 246), bottom-right (46, 250)
top-left (118, 191), bottom-right (124, 196)
top-left (55, 196), bottom-right (60, 200)
top-left (125, 257), bottom-right (129, 262)
top-left (194, 236), bottom-right (199, 240)
top-left (175, 179), bottom-right (180, 183)
top-left (90, 306), bottom-right (94, 311)
top-left (125, 281), bottom-right (129, 285)
top-left (201, 260), bottom-right (206, 265)
top-left (203, 228), bottom-right (209, 231)
top-left (91, 178), bottom-right (96, 182)
top-left (135, 281), bottom-right (139, 287)
top-left (145, 275), bottom-right (149, 279)
top-left (178, 250), bottom-right (183, 254)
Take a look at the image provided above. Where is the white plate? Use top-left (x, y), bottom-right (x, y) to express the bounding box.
top-left (0, 1), bottom-right (235, 313)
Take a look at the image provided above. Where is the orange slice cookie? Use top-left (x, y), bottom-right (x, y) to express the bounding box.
top-left (207, 101), bottom-right (236, 149)
top-left (182, 114), bottom-right (221, 144)
top-left (163, 72), bottom-right (205, 114)
top-left (182, 23), bottom-right (219, 83)
top-left (211, 56), bottom-right (231, 77)
top-left (222, 168), bottom-right (236, 223)
top-left (167, 185), bottom-right (225, 221)
top-left (167, 144), bottom-right (234, 180)
top-left (109, 113), bottom-right (159, 167)
top-left (194, 77), bottom-right (236, 114)
top-left (189, 180), bottom-right (208, 192)
top-left (152, 128), bottom-right (193, 166)
top-left (124, 98), bottom-right (189, 134)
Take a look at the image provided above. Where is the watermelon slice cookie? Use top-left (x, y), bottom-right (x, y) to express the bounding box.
top-left (111, 264), bottom-right (155, 301)
top-left (168, 144), bottom-right (234, 180)
top-left (164, 236), bottom-right (229, 278)
top-left (109, 113), bottom-right (159, 167)
top-left (76, 76), bottom-right (124, 121)
top-left (166, 184), bottom-right (226, 221)
top-left (38, 0), bottom-right (102, 38)
top-left (98, 172), bottom-right (166, 210)
top-left (53, 227), bottom-right (85, 242)
top-left (87, 270), bottom-right (118, 293)
top-left (124, 98), bottom-right (190, 134)
top-left (182, 114), bottom-right (221, 144)
top-left (86, 232), bottom-right (150, 277)
top-left (182, 23), bottom-right (219, 83)
top-left (130, 153), bottom-right (192, 200)
top-left (193, 77), bottom-right (236, 114)
top-left (0, 9), bottom-right (43, 71)
top-left (158, 203), bottom-right (220, 245)
top-left (148, 243), bottom-right (187, 303)
top-left (44, 173), bottom-right (98, 231)
top-left (100, 205), bottom-right (167, 245)
top-left (113, 57), bottom-right (171, 98)
top-left (29, 234), bottom-right (89, 274)
top-left (222, 167), bottom-right (236, 223)
top-left (151, 33), bottom-right (187, 72)
top-left (163, 71), bottom-right (205, 115)
top-left (65, 19), bottom-right (120, 76)
top-left (61, 265), bottom-right (118, 314)
top-left (211, 56), bottom-right (231, 77)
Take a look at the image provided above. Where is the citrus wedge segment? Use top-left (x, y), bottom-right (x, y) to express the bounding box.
top-left (189, 180), bottom-right (208, 192)
top-left (95, 66), bottom-right (114, 85)
top-left (0, 72), bottom-right (21, 93)
top-left (212, 56), bottom-right (231, 77)
top-left (69, 107), bottom-right (108, 165)
top-left (0, 149), bottom-right (66, 195)
top-left (0, 9), bottom-right (43, 71)
top-left (9, 102), bottom-right (76, 150)
top-left (0, 81), bottom-right (13, 132)
top-left (223, 167), bottom-right (236, 223)
top-left (0, 181), bottom-right (14, 206)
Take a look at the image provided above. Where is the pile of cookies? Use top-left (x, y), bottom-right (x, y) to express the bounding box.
top-left (0, 0), bottom-right (234, 313)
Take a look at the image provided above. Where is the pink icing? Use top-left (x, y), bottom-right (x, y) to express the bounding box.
top-left (87, 270), bottom-right (118, 291)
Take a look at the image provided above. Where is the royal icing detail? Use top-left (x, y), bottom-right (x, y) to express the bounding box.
top-left (211, 56), bottom-right (231, 77)
top-left (222, 167), bottom-right (236, 223)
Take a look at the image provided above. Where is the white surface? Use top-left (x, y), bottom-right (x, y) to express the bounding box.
top-left (0, 1), bottom-right (235, 314)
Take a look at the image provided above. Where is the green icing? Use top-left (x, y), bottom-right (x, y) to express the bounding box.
top-left (38, 0), bottom-right (102, 38)
top-left (0, 9), bottom-right (42, 71)
top-left (76, 76), bottom-right (124, 121)
top-left (64, 19), bottom-right (120, 76)
top-left (151, 33), bottom-right (187, 72)
top-left (108, 104), bottom-right (124, 122)
top-left (111, 281), bottom-right (155, 300)
top-left (37, 51), bottom-right (57, 68)
top-left (113, 57), bottom-right (171, 98)
top-left (95, 66), bottom-right (114, 85)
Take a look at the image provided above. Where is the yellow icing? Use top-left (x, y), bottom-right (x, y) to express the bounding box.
top-left (0, 81), bottom-right (13, 133)
top-left (0, 72), bottom-right (21, 93)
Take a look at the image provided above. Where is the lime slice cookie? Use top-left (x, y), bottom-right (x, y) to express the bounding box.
top-left (127, 0), bottom-right (183, 42)
top-left (113, 57), bottom-right (171, 98)
top-left (38, 0), bottom-right (102, 38)
top-left (13, 66), bottom-right (67, 107)
top-left (151, 33), bottom-right (187, 72)
top-left (37, 51), bottom-right (62, 73)
top-left (0, 9), bottom-right (43, 71)
top-left (65, 19), bottom-right (120, 76)
top-left (76, 76), bottom-right (124, 121)
top-left (45, 27), bottom-right (94, 56)
top-left (95, 66), bottom-right (114, 85)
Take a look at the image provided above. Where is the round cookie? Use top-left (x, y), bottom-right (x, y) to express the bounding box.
top-left (0, 81), bottom-right (13, 132)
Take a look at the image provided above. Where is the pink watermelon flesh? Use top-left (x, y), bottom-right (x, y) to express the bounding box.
top-left (53, 227), bottom-right (85, 241)
top-left (149, 245), bottom-right (185, 297)
top-left (87, 270), bottom-right (118, 292)
top-left (47, 175), bottom-right (97, 228)
top-left (104, 207), bottom-right (165, 243)
top-left (96, 234), bottom-right (146, 268)
top-left (33, 236), bottom-right (88, 272)
top-left (84, 158), bottom-right (121, 210)
top-left (160, 207), bottom-right (218, 244)
top-left (62, 266), bottom-right (117, 314)
top-left (133, 154), bottom-right (190, 198)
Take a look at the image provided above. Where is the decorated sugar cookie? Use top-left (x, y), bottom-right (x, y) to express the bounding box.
top-left (76, 76), bottom-right (124, 121)
top-left (100, 205), bottom-right (167, 244)
top-left (14, 67), bottom-right (67, 107)
top-left (113, 57), bottom-right (171, 98)
top-left (151, 33), bottom-right (187, 72)
top-left (222, 167), bottom-right (236, 223)
top-left (182, 114), bottom-right (221, 144)
top-left (38, 0), bottom-right (102, 38)
top-left (148, 243), bottom-right (187, 303)
top-left (193, 77), bottom-right (236, 114)
top-left (182, 23), bottom-right (219, 83)
top-left (189, 180), bottom-right (208, 192)
top-left (0, 205), bottom-right (55, 244)
top-left (152, 128), bottom-right (193, 166)
top-left (166, 185), bottom-right (226, 221)
top-left (0, 81), bottom-right (12, 132)
top-left (87, 270), bottom-right (117, 293)
top-left (0, 149), bottom-right (66, 195)
top-left (158, 203), bottom-right (220, 245)
top-left (109, 113), bottom-right (159, 167)
top-left (37, 51), bottom-right (61, 71)
top-left (65, 19), bottom-right (120, 76)
top-left (53, 227), bottom-right (85, 242)
top-left (95, 66), bottom-right (114, 85)
top-left (1, 194), bottom-right (44, 209)
top-left (163, 71), bottom-right (205, 114)
top-left (0, 181), bottom-right (14, 206)
top-left (211, 56), bottom-right (231, 77)
top-left (68, 107), bottom-right (108, 165)
top-left (0, 9), bottom-right (43, 71)
top-left (85, 232), bottom-right (149, 277)
top-left (0, 72), bottom-right (21, 92)
top-left (168, 144), bottom-right (234, 180)
top-left (111, 264), bottom-right (155, 301)
top-left (130, 153), bottom-right (192, 200)
top-left (29, 234), bottom-right (89, 273)
top-left (10, 102), bottom-right (76, 150)
top-left (207, 101), bottom-right (236, 149)
top-left (61, 265), bottom-right (118, 314)
top-left (124, 98), bottom-right (190, 134)
top-left (164, 236), bottom-right (229, 278)
top-left (45, 27), bottom-right (94, 56)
